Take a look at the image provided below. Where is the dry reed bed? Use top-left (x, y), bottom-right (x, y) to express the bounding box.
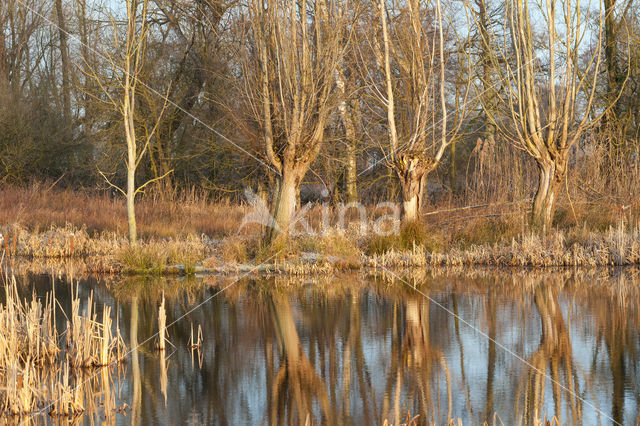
top-left (366, 225), bottom-right (640, 268)
top-left (0, 276), bottom-right (126, 418)
top-left (1, 223), bottom-right (213, 259)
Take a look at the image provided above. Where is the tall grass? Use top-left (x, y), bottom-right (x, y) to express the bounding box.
top-left (0, 184), bottom-right (250, 238)
top-left (5, 155), bottom-right (640, 271)
top-left (49, 361), bottom-right (85, 417)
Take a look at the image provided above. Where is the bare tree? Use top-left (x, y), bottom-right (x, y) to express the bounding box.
top-left (241, 0), bottom-right (347, 240)
top-left (374, 0), bottom-right (469, 222)
top-left (87, 0), bottom-right (170, 243)
top-left (501, 0), bottom-right (608, 231)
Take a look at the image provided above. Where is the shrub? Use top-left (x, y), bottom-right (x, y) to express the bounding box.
top-left (252, 235), bottom-right (300, 263)
top-left (365, 221), bottom-right (442, 255)
top-left (366, 234), bottom-right (399, 255)
top-left (398, 221), bottom-right (431, 250)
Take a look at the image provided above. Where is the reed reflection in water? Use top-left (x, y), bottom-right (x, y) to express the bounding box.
top-left (11, 269), bottom-right (640, 425)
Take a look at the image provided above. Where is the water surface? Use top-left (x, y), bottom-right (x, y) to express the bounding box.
top-left (10, 269), bottom-right (640, 425)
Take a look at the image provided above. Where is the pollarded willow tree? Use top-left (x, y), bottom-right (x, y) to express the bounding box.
top-left (500, 0), bottom-right (610, 231)
top-left (242, 0), bottom-right (348, 240)
top-left (374, 0), bottom-right (470, 222)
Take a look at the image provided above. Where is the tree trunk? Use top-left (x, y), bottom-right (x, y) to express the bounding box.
top-left (345, 138), bottom-right (358, 203)
top-left (336, 65), bottom-right (358, 203)
top-left (604, 0), bottom-right (622, 119)
top-left (449, 139), bottom-right (456, 195)
top-left (404, 299), bottom-right (429, 365)
top-left (269, 294), bottom-right (331, 423)
top-left (127, 164), bottom-right (137, 244)
top-left (525, 284), bottom-right (576, 423)
top-left (397, 156), bottom-right (427, 223)
top-left (270, 171), bottom-right (298, 240)
top-left (0, 7), bottom-right (7, 90)
top-left (55, 0), bottom-right (71, 121)
top-left (531, 161), bottom-right (563, 233)
top-left (402, 193), bottom-right (420, 223)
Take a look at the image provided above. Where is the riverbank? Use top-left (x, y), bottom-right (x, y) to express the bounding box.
top-left (2, 185), bottom-right (638, 275)
top-left (2, 221), bottom-right (640, 277)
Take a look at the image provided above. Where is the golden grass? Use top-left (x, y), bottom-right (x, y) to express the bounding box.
top-left (0, 278), bottom-right (59, 366)
top-left (49, 361), bottom-right (85, 417)
top-left (219, 236), bottom-right (250, 265)
top-left (116, 237), bottom-right (209, 275)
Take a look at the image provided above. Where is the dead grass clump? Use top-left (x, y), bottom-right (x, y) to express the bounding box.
top-left (0, 277), bottom-right (56, 417)
top-left (299, 230), bottom-right (361, 258)
top-left (2, 357), bottom-right (41, 416)
top-left (365, 221), bottom-right (443, 255)
top-left (398, 221), bottom-right (430, 249)
top-left (253, 235), bottom-right (300, 263)
top-left (451, 215), bottom-right (521, 248)
top-left (118, 245), bottom-right (167, 274)
top-left (116, 237), bottom-right (209, 274)
top-left (49, 361), bottom-right (85, 417)
top-left (2, 223), bottom-right (126, 258)
top-left (220, 236), bottom-right (250, 264)
top-left (366, 234), bottom-right (398, 255)
top-left (366, 246), bottom-right (428, 268)
top-left (555, 204), bottom-right (620, 231)
top-left (167, 243), bottom-right (203, 275)
top-left (365, 222), bottom-right (640, 267)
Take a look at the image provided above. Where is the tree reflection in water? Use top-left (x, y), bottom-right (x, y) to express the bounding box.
top-left (10, 269), bottom-right (640, 424)
top-left (267, 293), bottom-right (331, 424)
top-left (519, 279), bottom-right (581, 425)
top-left (381, 297), bottom-right (452, 425)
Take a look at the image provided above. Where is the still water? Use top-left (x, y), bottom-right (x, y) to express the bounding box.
top-left (10, 269), bottom-right (640, 425)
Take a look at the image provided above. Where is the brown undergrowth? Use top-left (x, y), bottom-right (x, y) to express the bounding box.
top-left (2, 185), bottom-right (640, 273)
top-left (0, 184), bottom-right (250, 238)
